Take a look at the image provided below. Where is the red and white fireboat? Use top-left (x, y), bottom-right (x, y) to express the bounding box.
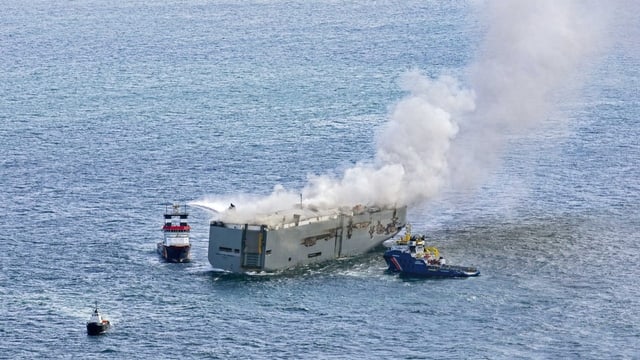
top-left (158, 203), bottom-right (191, 263)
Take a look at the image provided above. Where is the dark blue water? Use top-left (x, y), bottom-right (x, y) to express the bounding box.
top-left (1, 1), bottom-right (638, 359)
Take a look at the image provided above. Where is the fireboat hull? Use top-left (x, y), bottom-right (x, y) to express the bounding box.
top-left (157, 243), bottom-right (191, 263)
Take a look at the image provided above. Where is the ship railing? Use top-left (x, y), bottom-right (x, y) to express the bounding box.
top-left (276, 214), bottom-right (338, 229)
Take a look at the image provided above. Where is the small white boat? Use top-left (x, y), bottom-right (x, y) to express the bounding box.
top-left (86, 304), bottom-right (110, 336)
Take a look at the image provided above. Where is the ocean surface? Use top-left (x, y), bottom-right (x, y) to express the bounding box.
top-left (1, 1), bottom-right (638, 359)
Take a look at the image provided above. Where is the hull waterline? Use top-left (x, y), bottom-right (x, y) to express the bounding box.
top-left (157, 243), bottom-right (191, 263)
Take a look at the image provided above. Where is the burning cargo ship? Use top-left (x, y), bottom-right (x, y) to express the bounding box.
top-left (207, 204), bottom-right (407, 273)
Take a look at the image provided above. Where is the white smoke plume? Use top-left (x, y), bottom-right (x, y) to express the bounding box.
top-left (448, 0), bottom-right (608, 188)
top-left (195, 0), bottom-right (609, 222)
top-left (301, 72), bottom-right (474, 209)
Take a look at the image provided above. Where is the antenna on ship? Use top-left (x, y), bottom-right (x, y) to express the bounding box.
top-left (299, 193), bottom-right (303, 209)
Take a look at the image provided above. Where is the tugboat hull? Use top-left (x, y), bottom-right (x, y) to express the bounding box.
top-left (384, 250), bottom-right (479, 278)
top-left (86, 321), bottom-right (110, 336)
top-left (157, 243), bottom-right (191, 263)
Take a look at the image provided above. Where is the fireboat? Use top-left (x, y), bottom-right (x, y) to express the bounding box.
top-left (158, 203), bottom-right (191, 263)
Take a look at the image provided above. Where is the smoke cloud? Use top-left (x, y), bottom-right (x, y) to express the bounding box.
top-left (194, 0), bottom-right (609, 222)
top-left (448, 0), bottom-right (607, 188)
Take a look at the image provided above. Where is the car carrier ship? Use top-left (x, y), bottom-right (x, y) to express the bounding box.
top-left (208, 204), bottom-right (407, 273)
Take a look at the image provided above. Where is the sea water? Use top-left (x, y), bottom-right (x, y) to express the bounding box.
top-left (1, 1), bottom-right (638, 359)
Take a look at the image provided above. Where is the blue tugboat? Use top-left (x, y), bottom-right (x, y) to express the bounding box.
top-left (382, 225), bottom-right (479, 278)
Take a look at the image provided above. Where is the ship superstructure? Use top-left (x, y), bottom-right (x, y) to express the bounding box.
top-left (158, 203), bottom-right (191, 263)
top-left (208, 204), bottom-right (407, 273)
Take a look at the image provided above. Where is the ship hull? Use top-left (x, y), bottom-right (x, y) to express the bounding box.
top-left (86, 321), bottom-right (110, 336)
top-left (208, 206), bottom-right (407, 273)
top-left (383, 250), bottom-right (479, 278)
top-left (157, 243), bottom-right (191, 263)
